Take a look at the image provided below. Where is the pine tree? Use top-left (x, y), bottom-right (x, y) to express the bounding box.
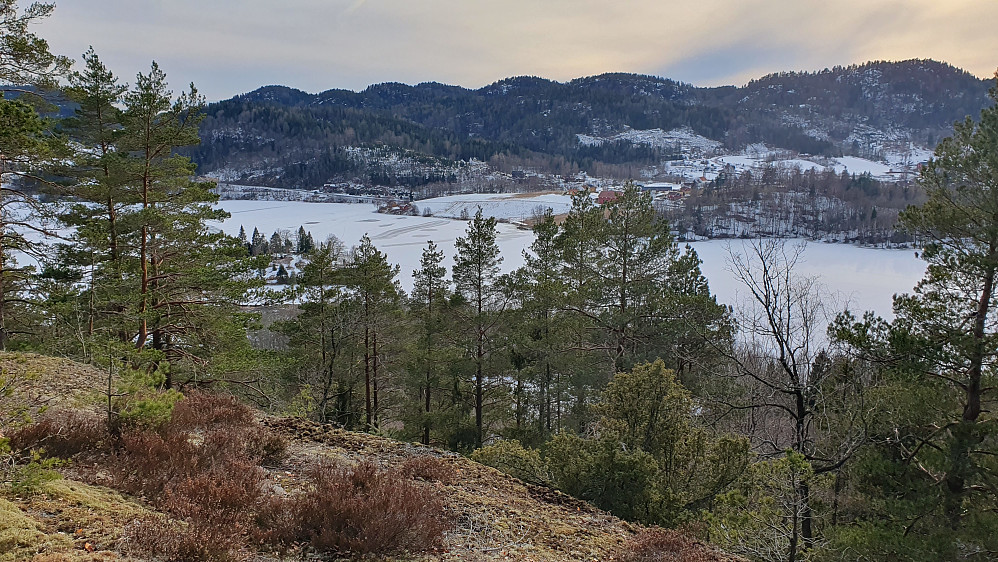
top-left (508, 209), bottom-right (570, 442)
top-left (112, 62), bottom-right (257, 387)
top-left (340, 235), bottom-right (401, 429)
top-left (276, 237), bottom-right (364, 425)
top-left (0, 0), bottom-right (68, 349)
top-left (0, 94), bottom-right (63, 349)
top-left (453, 208), bottom-right (508, 447)
top-left (54, 49), bottom-right (130, 349)
top-left (406, 240), bottom-right (457, 445)
top-left (833, 74), bottom-right (998, 558)
top-left (0, 1), bottom-right (70, 89)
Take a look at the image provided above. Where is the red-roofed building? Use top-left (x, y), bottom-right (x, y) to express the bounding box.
top-left (597, 190), bottom-right (620, 205)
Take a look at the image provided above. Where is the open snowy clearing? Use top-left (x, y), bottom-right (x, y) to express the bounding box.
top-left (415, 192), bottom-right (575, 221)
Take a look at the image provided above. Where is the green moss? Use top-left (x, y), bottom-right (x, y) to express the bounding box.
top-left (40, 479), bottom-right (146, 520)
top-left (0, 496), bottom-right (71, 561)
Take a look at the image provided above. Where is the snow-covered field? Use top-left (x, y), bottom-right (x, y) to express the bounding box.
top-left (415, 192), bottom-right (574, 221)
top-left (214, 200), bottom-right (926, 321)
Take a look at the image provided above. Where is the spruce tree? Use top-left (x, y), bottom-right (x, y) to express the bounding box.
top-left (269, 231), bottom-right (283, 255)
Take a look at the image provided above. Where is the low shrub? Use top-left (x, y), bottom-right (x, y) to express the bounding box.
top-left (124, 515), bottom-right (248, 562)
top-left (7, 410), bottom-right (105, 459)
top-left (615, 528), bottom-right (713, 562)
top-left (113, 393), bottom-right (277, 561)
top-left (470, 439), bottom-right (550, 485)
top-left (8, 451), bottom-right (64, 496)
top-left (169, 392), bottom-right (255, 432)
top-left (399, 455), bottom-right (457, 484)
top-left (264, 461), bottom-right (450, 556)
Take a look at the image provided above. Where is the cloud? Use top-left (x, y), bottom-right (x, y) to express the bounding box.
top-left (35, 0), bottom-right (998, 100)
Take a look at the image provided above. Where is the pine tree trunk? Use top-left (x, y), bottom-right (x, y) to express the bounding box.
top-left (372, 330), bottom-right (379, 428)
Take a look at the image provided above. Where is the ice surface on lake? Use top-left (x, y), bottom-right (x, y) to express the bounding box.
top-left (689, 239), bottom-right (926, 321)
top-left (213, 200), bottom-right (537, 289)
top-left (214, 200), bottom-right (927, 322)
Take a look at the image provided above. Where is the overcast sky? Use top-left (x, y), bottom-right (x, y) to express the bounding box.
top-left (34, 0), bottom-right (998, 101)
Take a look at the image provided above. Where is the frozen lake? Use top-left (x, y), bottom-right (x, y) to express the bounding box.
top-left (689, 239), bottom-right (925, 320)
top-left (214, 200), bottom-right (926, 321)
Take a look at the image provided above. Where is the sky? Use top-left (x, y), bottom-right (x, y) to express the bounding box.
top-left (33, 0), bottom-right (998, 101)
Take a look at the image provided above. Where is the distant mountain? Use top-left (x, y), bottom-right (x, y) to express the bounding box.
top-left (189, 59), bottom-right (992, 190)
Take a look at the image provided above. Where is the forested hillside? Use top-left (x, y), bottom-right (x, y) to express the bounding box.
top-left (190, 60), bottom-right (990, 189)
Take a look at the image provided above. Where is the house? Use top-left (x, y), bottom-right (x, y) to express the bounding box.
top-left (597, 190), bottom-right (621, 205)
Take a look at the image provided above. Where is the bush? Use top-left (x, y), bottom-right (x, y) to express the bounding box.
top-left (7, 410), bottom-right (105, 459)
top-left (615, 528), bottom-right (714, 562)
top-left (471, 439), bottom-right (550, 485)
top-left (399, 455), bottom-right (457, 484)
top-left (124, 515), bottom-right (249, 562)
top-left (113, 393), bottom-right (279, 561)
top-left (170, 392), bottom-right (286, 465)
top-left (168, 391), bottom-right (255, 432)
top-left (263, 461), bottom-right (450, 556)
top-left (112, 364), bottom-right (183, 430)
top-left (8, 450), bottom-right (63, 496)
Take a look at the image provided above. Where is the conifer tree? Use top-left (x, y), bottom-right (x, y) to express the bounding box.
top-left (340, 235), bottom-right (401, 429)
top-left (250, 227), bottom-right (267, 256)
top-left (276, 237), bottom-right (364, 425)
top-left (453, 208), bottom-right (508, 447)
top-left (834, 74), bottom-right (998, 558)
top-left (0, 1), bottom-right (70, 89)
top-left (106, 62), bottom-right (258, 387)
top-left (509, 209), bottom-right (570, 442)
top-left (269, 231), bottom-right (283, 255)
top-left (405, 240), bottom-right (458, 444)
top-left (55, 49), bottom-right (129, 349)
top-left (0, 1), bottom-right (68, 349)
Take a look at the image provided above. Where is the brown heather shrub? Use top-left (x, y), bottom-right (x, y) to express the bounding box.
top-left (616, 527), bottom-right (713, 562)
top-left (110, 428), bottom-right (201, 498)
top-left (169, 392), bottom-right (286, 465)
top-left (124, 515), bottom-right (249, 562)
top-left (399, 455), bottom-right (457, 484)
top-left (7, 409), bottom-right (106, 458)
top-left (169, 391), bottom-right (255, 432)
top-left (110, 393), bottom-right (283, 561)
top-left (262, 461), bottom-right (451, 556)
